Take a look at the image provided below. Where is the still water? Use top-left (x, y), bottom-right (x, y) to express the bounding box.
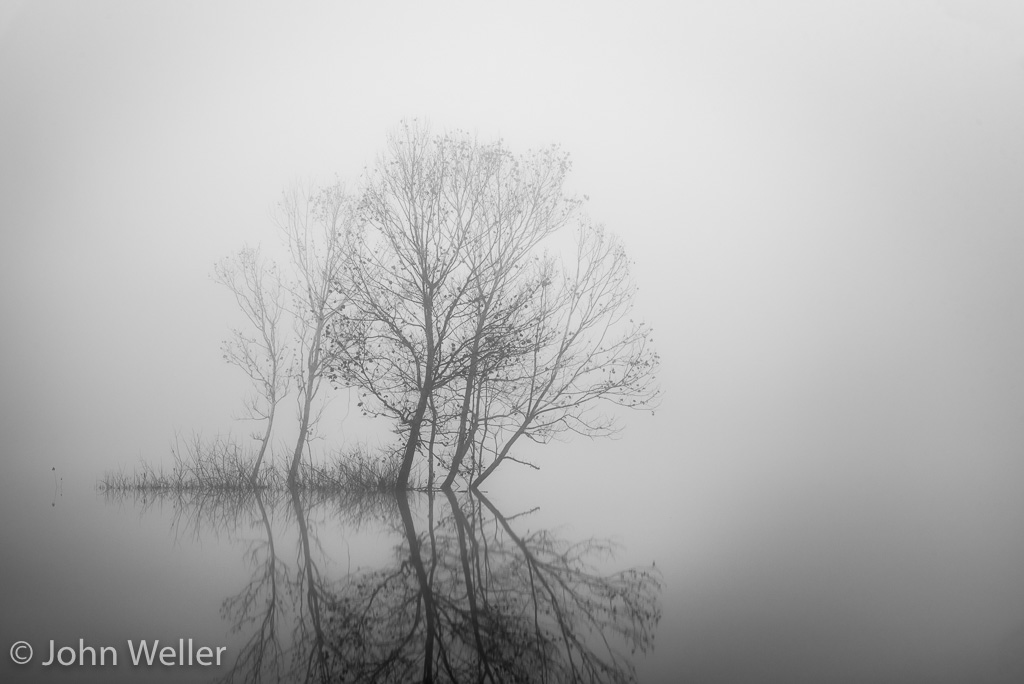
top-left (2, 473), bottom-right (663, 684)
top-left (3, 446), bottom-right (1024, 683)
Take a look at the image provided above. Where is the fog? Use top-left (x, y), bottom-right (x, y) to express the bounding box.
top-left (3, 1), bottom-right (1024, 681)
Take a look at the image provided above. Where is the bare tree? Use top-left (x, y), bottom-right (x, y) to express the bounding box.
top-left (438, 144), bottom-right (579, 488)
top-left (214, 247), bottom-right (289, 485)
top-left (276, 183), bottom-right (355, 487)
top-left (328, 123), bottom-right (659, 490)
top-left (471, 224), bottom-right (660, 487)
top-left (331, 122), bottom-right (492, 490)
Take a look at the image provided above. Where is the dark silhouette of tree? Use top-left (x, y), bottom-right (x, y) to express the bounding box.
top-left (330, 122), bottom-right (498, 491)
top-left (471, 225), bottom-right (660, 487)
top-left (327, 122), bottom-right (658, 490)
top-left (436, 143), bottom-right (578, 489)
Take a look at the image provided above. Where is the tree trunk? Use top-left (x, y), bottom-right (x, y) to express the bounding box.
top-left (442, 332), bottom-right (482, 489)
top-left (287, 396), bottom-right (313, 488)
top-left (288, 356), bottom-right (317, 487)
top-left (396, 390), bottom-right (430, 491)
top-left (397, 278), bottom-right (436, 491)
top-left (426, 395), bottom-right (438, 489)
top-left (249, 401), bottom-right (276, 486)
top-left (288, 327), bottom-right (323, 488)
top-left (471, 421), bottom-right (529, 489)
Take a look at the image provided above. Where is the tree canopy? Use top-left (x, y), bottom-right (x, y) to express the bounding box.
top-left (325, 122), bottom-right (660, 490)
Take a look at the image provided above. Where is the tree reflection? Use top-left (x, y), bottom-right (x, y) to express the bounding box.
top-left (103, 486), bottom-right (661, 683)
top-left (322, 490), bottom-right (662, 683)
top-left (219, 489), bottom-right (288, 683)
top-left (215, 485), bottom-right (347, 684)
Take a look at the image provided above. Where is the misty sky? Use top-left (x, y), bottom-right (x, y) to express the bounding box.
top-left (3, 0), bottom-right (1024, 522)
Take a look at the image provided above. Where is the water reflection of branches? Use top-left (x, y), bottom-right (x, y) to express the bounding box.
top-left (100, 482), bottom-right (396, 544)
top-left (102, 487), bottom-right (661, 683)
top-left (100, 487), bottom-right (285, 543)
top-left (214, 485), bottom-right (363, 684)
top-left (219, 489), bottom-right (290, 683)
top-left (324, 490), bottom-right (663, 683)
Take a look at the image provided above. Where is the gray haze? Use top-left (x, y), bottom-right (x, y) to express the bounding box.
top-left (3, 1), bottom-right (1024, 680)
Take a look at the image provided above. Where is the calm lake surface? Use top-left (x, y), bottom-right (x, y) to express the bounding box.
top-left (3, 441), bottom-right (1024, 684)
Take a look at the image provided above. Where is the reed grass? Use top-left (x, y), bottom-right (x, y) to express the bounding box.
top-left (98, 434), bottom-right (404, 495)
